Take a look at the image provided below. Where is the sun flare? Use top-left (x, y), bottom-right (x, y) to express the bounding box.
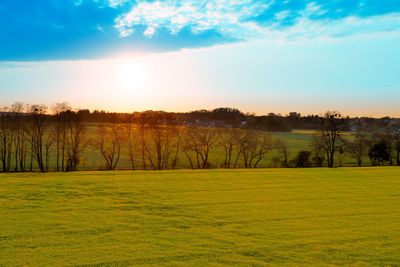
top-left (114, 58), bottom-right (147, 92)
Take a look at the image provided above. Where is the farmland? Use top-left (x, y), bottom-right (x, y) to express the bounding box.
top-left (75, 128), bottom-right (360, 171)
top-left (1, 108), bottom-right (392, 172)
top-left (1, 167), bottom-right (400, 266)
top-left (12, 126), bottom-right (322, 171)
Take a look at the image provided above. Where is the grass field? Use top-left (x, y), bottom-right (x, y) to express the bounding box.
top-left (80, 127), bottom-right (319, 170)
top-left (16, 126), bottom-right (362, 171)
top-left (74, 128), bottom-right (360, 171)
top-left (1, 168), bottom-right (400, 266)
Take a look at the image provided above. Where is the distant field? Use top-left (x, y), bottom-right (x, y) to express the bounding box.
top-left (72, 127), bottom-right (360, 170)
top-left (80, 126), bottom-right (320, 170)
top-left (15, 124), bottom-right (362, 171)
top-left (269, 130), bottom-right (358, 167)
top-left (1, 168), bottom-right (400, 266)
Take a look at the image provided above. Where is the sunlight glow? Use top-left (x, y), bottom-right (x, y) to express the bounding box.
top-left (114, 58), bottom-right (147, 94)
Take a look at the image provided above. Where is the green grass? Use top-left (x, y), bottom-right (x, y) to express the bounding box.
top-left (80, 129), bottom-right (358, 170)
top-left (1, 168), bottom-right (400, 266)
top-left (22, 126), bottom-right (364, 171)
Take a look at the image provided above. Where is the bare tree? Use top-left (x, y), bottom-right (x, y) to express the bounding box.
top-left (239, 130), bottom-right (275, 168)
top-left (96, 124), bottom-right (123, 170)
top-left (218, 127), bottom-right (240, 168)
top-left (10, 103), bottom-right (28, 171)
top-left (124, 114), bottom-right (136, 170)
top-left (171, 126), bottom-right (184, 169)
top-left (134, 112), bottom-right (148, 170)
top-left (310, 134), bottom-right (325, 167)
top-left (131, 111), bottom-right (183, 170)
top-left (317, 111), bottom-right (341, 168)
top-left (232, 130), bottom-right (245, 168)
top-left (0, 106), bottom-right (13, 172)
top-left (65, 112), bottom-right (88, 171)
top-left (0, 104), bottom-right (30, 172)
top-left (184, 127), bottom-right (216, 169)
top-left (342, 127), bottom-right (368, 167)
top-left (52, 103), bottom-right (71, 171)
top-left (44, 133), bottom-right (54, 172)
top-left (28, 105), bottom-right (48, 172)
top-left (275, 138), bottom-right (289, 168)
top-left (144, 112), bottom-right (176, 170)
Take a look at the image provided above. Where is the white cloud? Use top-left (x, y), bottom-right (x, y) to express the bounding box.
top-left (260, 12), bottom-right (400, 42)
top-left (107, 0), bottom-right (128, 8)
top-left (275, 10), bottom-right (290, 20)
top-left (115, 0), bottom-right (273, 37)
top-left (119, 28), bottom-right (134, 37)
top-left (113, 0), bottom-right (400, 44)
top-left (144, 26), bottom-right (156, 37)
top-left (302, 2), bottom-right (327, 16)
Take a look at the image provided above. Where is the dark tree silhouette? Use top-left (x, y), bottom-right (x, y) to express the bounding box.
top-left (369, 140), bottom-right (391, 165)
top-left (96, 124), bottom-right (122, 170)
top-left (28, 105), bottom-right (48, 172)
top-left (318, 111), bottom-right (341, 168)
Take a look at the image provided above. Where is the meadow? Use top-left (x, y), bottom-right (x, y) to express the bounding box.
top-left (78, 128), bottom-right (360, 171)
top-left (1, 167), bottom-right (400, 266)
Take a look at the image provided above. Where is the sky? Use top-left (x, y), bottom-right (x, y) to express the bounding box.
top-left (0, 0), bottom-right (400, 117)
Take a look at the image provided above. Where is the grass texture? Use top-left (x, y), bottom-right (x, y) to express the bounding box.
top-left (1, 167), bottom-right (400, 266)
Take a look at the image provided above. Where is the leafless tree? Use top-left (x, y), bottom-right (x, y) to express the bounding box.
top-left (232, 131), bottom-right (244, 168)
top-left (184, 127), bottom-right (216, 169)
top-left (218, 127), bottom-right (240, 168)
top-left (133, 111), bottom-right (182, 170)
top-left (310, 134), bottom-right (325, 167)
top-left (0, 106), bottom-right (13, 172)
top-left (10, 103), bottom-right (28, 171)
top-left (317, 111), bottom-right (341, 168)
top-left (44, 133), bottom-right (54, 172)
top-left (342, 127), bottom-right (368, 167)
top-left (171, 126), bottom-right (184, 169)
top-left (144, 112), bottom-right (175, 170)
top-left (65, 112), bottom-right (88, 171)
top-left (134, 112), bottom-right (148, 170)
top-left (28, 105), bottom-right (48, 172)
top-left (239, 130), bottom-right (275, 168)
top-left (275, 138), bottom-right (289, 168)
top-left (124, 114), bottom-right (136, 170)
top-left (96, 124), bottom-right (123, 170)
top-left (52, 102), bottom-right (71, 171)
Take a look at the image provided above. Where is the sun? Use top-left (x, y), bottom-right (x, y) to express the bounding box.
top-left (114, 58), bottom-right (147, 92)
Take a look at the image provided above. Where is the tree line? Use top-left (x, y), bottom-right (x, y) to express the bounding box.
top-left (301, 112), bottom-right (400, 168)
top-left (57, 107), bottom-right (399, 132)
top-left (0, 104), bottom-right (399, 172)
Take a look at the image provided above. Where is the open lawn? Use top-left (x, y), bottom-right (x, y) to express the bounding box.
top-left (1, 168), bottom-right (400, 266)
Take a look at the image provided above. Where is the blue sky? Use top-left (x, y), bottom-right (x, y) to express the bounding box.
top-left (1, 0), bottom-right (400, 60)
top-left (1, 0), bottom-right (400, 116)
